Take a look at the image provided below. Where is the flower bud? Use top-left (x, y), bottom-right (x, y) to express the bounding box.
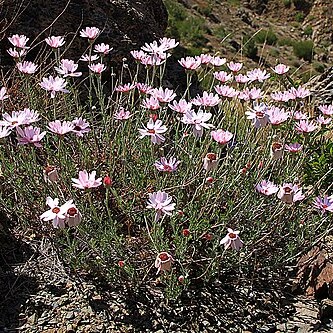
top-left (103, 176), bottom-right (112, 187)
top-left (182, 229), bottom-right (190, 237)
top-left (203, 153), bottom-right (218, 172)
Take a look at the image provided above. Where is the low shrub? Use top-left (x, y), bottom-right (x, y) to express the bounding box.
top-left (303, 25), bottom-right (313, 37)
top-left (254, 29), bottom-right (278, 45)
top-left (295, 12), bottom-right (305, 22)
top-left (1, 26), bottom-right (332, 301)
top-left (293, 40), bottom-right (314, 61)
top-left (283, 0), bottom-right (292, 7)
top-left (243, 35), bottom-right (258, 59)
top-left (278, 38), bottom-right (295, 47)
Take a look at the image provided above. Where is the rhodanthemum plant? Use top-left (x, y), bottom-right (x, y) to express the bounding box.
top-left (0, 27), bottom-right (331, 301)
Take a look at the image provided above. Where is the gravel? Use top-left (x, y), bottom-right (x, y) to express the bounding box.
top-left (1, 230), bottom-right (333, 332)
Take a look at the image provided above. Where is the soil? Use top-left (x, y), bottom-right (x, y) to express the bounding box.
top-left (1, 222), bottom-right (333, 333)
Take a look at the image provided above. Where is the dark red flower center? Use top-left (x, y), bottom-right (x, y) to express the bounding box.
top-left (159, 253), bottom-right (169, 261)
top-left (67, 207), bottom-right (77, 216)
top-left (256, 111), bottom-right (264, 118)
top-left (164, 165), bottom-right (172, 171)
top-left (272, 142), bottom-right (282, 150)
top-left (206, 153), bottom-right (217, 160)
top-left (52, 207), bottom-right (60, 214)
top-left (284, 187), bottom-right (293, 194)
top-left (229, 232), bottom-right (237, 239)
top-left (73, 125), bottom-right (82, 131)
top-left (45, 165), bottom-right (55, 173)
top-left (148, 129), bottom-right (155, 134)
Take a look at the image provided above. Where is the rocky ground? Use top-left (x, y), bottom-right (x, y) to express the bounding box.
top-left (1, 224), bottom-right (333, 333)
top-left (168, 0), bottom-right (333, 79)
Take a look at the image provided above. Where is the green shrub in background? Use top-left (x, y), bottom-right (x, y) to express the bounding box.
top-left (164, 0), bottom-right (208, 54)
top-left (313, 62), bottom-right (326, 73)
top-left (196, 3), bottom-right (213, 17)
top-left (293, 40), bottom-right (314, 61)
top-left (254, 29), bottom-right (278, 45)
top-left (214, 25), bottom-right (228, 40)
top-left (278, 37), bottom-right (295, 47)
top-left (303, 25), bottom-right (313, 37)
top-left (283, 0), bottom-right (292, 7)
top-left (243, 35), bottom-right (258, 59)
top-left (295, 12), bottom-right (305, 22)
top-left (304, 141), bottom-right (333, 191)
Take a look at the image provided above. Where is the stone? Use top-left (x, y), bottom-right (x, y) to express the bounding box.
top-left (65, 311), bottom-right (75, 320)
top-left (320, 298), bottom-right (333, 320)
top-left (0, 0), bottom-right (168, 67)
top-left (307, 67), bottom-right (333, 105)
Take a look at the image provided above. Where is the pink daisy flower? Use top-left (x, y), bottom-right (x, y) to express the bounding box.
top-left (40, 76), bottom-right (69, 98)
top-left (277, 183), bottom-right (305, 204)
top-left (136, 83), bottom-right (154, 94)
top-left (288, 86), bottom-right (311, 99)
top-left (256, 180), bottom-right (279, 196)
top-left (80, 27), bottom-right (100, 40)
top-left (8, 34), bottom-right (29, 49)
top-left (16, 126), bottom-right (46, 147)
top-left (55, 59), bottom-right (82, 77)
top-left (295, 119), bottom-right (317, 134)
top-left (88, 63), bottom-right (106, 74)
top-left (138, 119), bottom-right (167, 144)
top-left (178, 56), bottom-right (201, 70)
top-left (214, 85), bottom-right (239, 98)
top-left (17, 61), bottom-right (37, 74)
top-left (192, 91), bottom-right (220, 107)
top-left (141, 96), bottom-right (160, 110)
top-left (147, 190), bottom-right (176, 222)
top-left (94, 43), bottom-right (112, 55)
top-left (168, 99), bottom-right (192, 114)
top-left (115, 83), bottom-right (136, 93)
top-left (45, 36), bottom-right (65, 48)
top-left (220, 228), bottom-right (243, 251)
top-left (318, 104), bottom-right (333, 116)
top-left (284, 143), bottom-right (302, 153)
top-left (48, 120), bottom-right (74, 135)
top-left (181, 109), bottom-right (214, 138)
top-left (72, 170), bottom-right (102, 190)
top-left (227, 61), bottom-right (243, 72)
top-left (272, 64), bottom-right (289, 75)
top-left (114, 107), bottom-right (132, 120)
top-left (210, 56), bottom-right (227, 67)
top-left (154, 157), bottom-right (181, 172)
top-left (213, 71), bottom-right (233, 83)
top-left (211, 129), bottom-right (233, 145)
top-left (247, 68), bottom-right (270, 82)
top-left (235, 74), bottom-right (249, 83)
top-left (266, 106), bottom-right (289, 126)
top-left (71, 117), bottom-right (90, 137)
top-left (313, 195), bottom-right (333, 213)
top-left (152, 87), bottom-right (176, 103)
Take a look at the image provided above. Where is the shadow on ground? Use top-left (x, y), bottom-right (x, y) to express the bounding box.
top-left (0, 213), bottom-right (38, 332)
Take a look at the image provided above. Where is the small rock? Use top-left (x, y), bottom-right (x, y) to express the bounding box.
top-left (320, 298), bottom-right (333, 320)
top-left (66, 311), bottom-right (75, 320)
top-left (92, 294), bottom-right (102, 301)
top-left (27, 313), bottom-right (37, 324)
